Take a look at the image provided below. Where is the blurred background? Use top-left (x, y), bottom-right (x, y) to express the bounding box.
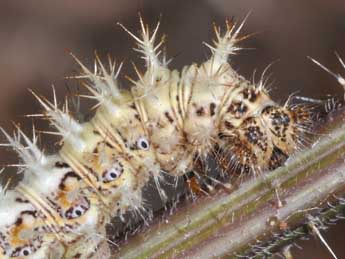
top-left (0, 0), bottom-right (345, 258)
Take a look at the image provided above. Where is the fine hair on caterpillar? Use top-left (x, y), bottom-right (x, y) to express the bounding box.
top-left (0, 15), bottom-right (316, 258)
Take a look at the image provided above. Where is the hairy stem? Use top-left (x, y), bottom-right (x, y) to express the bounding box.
top-left (112, 107), bottom-right (345, 259)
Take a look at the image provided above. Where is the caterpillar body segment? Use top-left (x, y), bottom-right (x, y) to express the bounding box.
top-left (0, 16), bottom-right (314, 258)
top-left (1, 127), bottom-right (97, 230)
top-left (0, 129), bottom-right (108, 258)
top-left (0, 188), bottom-right (63, 259)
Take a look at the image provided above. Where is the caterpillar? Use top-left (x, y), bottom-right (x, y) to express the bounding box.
top-left (0, 16), bottom-right (312, 258)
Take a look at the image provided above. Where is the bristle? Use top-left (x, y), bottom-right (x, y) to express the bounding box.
top-left (29, 87), bottom-right (85, 148)
top-left (0, 126), bottom-right (46, 172)
top-left (204, 12), bottom-right (251, 67)
top-left (309, 55), bottom-right (345, 89)
top-left (117, 14), bottom-right (164, 70)
top-left (70, 52), bottom-right (123, 100)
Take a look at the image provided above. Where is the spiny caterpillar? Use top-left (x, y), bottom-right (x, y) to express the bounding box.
top-left (0, 16), bottom-right (312, 258)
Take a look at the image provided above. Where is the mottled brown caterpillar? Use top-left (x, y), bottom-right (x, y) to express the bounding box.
top-left (0, 16), bottom-right (312, 258)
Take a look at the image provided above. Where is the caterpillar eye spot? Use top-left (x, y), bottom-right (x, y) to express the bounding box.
top-left (137, 137), bottom-right (150, 150)
top-left (71, 206), bottom-right (85, 218)
top-left (12, 246), bottom-right (33, 257)
top-left (65, 200), bottom-right (89, 219)
top-left (21, 247), bottom-right (31, 256)
top-left (103, 164), bottom-right (124, 183)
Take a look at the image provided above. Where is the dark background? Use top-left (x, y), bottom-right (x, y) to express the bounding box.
top-left (0, 0), bottom-right (344, 258)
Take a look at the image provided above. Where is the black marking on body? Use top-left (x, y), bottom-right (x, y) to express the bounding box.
top-left (268, 146), bottom-right (288, 170)
top-left (59, 171), bottom-right (81, 190)
top-left (245, 126), bottom-right (262, 144)
top-left (14, 217), bottom-right (23, 227)
top-left (15, 197), bottom-right (30, 203)
top-left (196, 107), bottom-right (205, 116)
top-left (243, 122), bottom-right (267, 152)
top-left (73, 253), bottom-right (82, 258)
top-left (270, 110), bottom-right (290, 127)
top-left (55, 161), bottom-right (70, 168)
top-left (209, 103), bottom-right (216, 116)
top-left (164, 111), bottom-right (174, 123)
top-left (242, 88), bottom-right (257, 103)
top-left (129, 103), bottom-right (137, 110)
top-left (224, 120), bottom-right (234, 130)
top-left (85, 166), bottom-right (100, 181)
top-left (47, 197), bottom-right (62, 215)
top-left (21, 210), bottom-right (37, 218)
top-left (105, 141), bottom-right (113, 148)
top-left (176, 95), bottom-right (183, 116)
top-left (227, 101), bottom-right (248, 118)
top-left (264, 107), bottom-right (291, 141)
top-left (218, 133), bottom-right (226, 139)
top-left (0, 232), bottom-right (8, 255)
top-left (92, 130), bottom-right (101, 136)
top-left (134, 114), bottom-right (141, 121)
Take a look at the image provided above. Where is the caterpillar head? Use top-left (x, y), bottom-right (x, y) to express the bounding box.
top-left (218, 104), bottom-right (311, 174)
top-left (261, 105), bottom-right (311, 156)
